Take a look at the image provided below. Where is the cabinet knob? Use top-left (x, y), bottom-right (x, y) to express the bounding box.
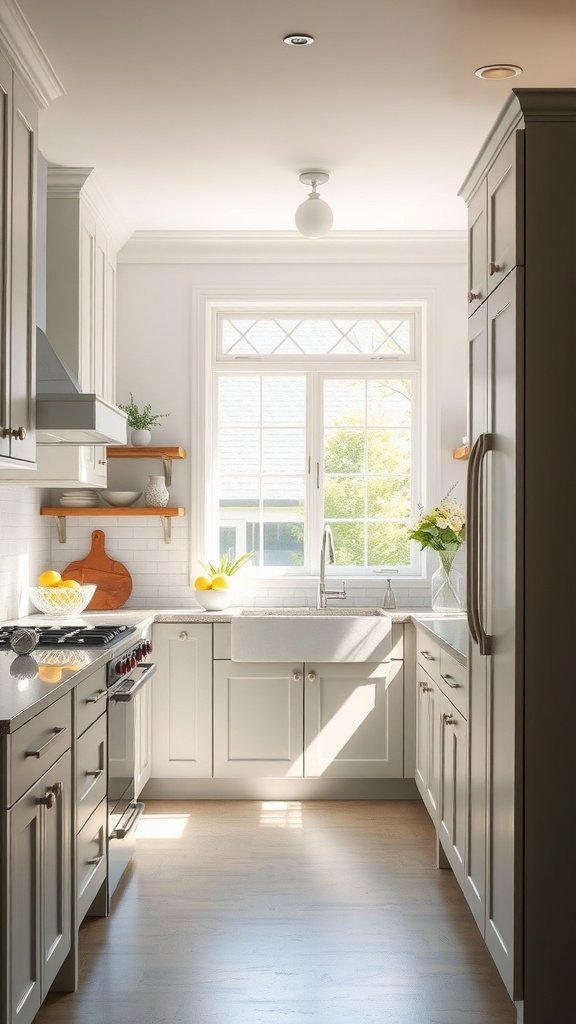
top-left (50, 781), bottom-right (63, 797)
top-left (307, 671), bottom-right (317, 682)
top-left (98, 459), bottom-right (107, 465)
top-left (292, 671), bottom-right (302, 682)
top-left (467, 290), bottom-right (481, 304)
top-left (443, 713), bottom-right (457, 726)
top-left (179, 630), bottom-right (188, 641)
top-left (488, 262), bottom-right (501, 276)
top-left (0, 426), bottom-right (26, 440)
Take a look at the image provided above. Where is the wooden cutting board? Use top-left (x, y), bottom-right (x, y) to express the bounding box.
top-left (63, 530), bottom-right (133, 610)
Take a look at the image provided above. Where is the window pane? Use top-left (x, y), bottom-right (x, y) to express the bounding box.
top-left (324, 478), bottom-right (365, 519)
top-left (219, 376), bottom-right (260, 426)
top-left (263, 478), bottom-right (304, 567)
top-left (219, 527), bottom-right (237, 561)
top-left (220, 317), bottom-right (412, 358)
top-left (324, 430), bottom-right (365, 474)
top-left (262, 429), bottom-right (305, 474)
top-left (367, 523), bottom-right (411, 566)
top-left (219, 428), bottom-right (260, 475)
top-left (263, 377), bottom-right (305, 426)
top-left (367, 477), bottom-right (411, 519)
top-left (367, 430), bottom-right (411, 474)
top-left (367, 380), bottom-right (411, 426)
top-left (328, 522), bottom-right (365, 566)
top-left (324, 379), bottom-right (365, 427)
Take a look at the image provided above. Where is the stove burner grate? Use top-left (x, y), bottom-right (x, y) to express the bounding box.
top-left (0, 623), bottom-right (135, 649)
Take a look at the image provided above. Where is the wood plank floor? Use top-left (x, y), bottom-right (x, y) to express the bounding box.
top-left (36, 800), bottom-right (516, 1024)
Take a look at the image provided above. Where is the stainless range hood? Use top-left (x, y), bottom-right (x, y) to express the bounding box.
top-left (36, 328), bottom-right (128, 445)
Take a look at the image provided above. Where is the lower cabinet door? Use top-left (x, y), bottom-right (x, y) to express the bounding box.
top-left (304, 661), bottom-right (404, 778)
top-left (151, 624), bottom-right (213, 778)
top-left (76, 799), bottom-right (107, 925)
top-left (438, 695), bottom-right (468, 884)
top-left (40, 750), bottom-right (72, 996)
top-left (423, 679), bottom-right (442, 823)
top-left (213, 661), bottom-right (304, 778)
top-left (8, 787), bottom-right (42, 1024)
top-left (134, 679), bottom-right (152, 798)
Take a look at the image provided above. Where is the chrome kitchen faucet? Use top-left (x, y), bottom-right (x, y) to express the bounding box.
top-left (317, 524), bottom-right (347, 609)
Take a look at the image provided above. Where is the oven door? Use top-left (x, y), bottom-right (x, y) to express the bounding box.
top-left (107, 662), bottom-right (156, 896)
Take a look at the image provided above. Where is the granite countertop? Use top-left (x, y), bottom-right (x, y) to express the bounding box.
top-left (1, 606), bottom-right (468, 733)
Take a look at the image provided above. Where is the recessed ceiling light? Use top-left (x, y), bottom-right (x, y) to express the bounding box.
top-left (475, 64), bottom-right (523, 80)
top-left (283, 34), bottom-right (314, 47)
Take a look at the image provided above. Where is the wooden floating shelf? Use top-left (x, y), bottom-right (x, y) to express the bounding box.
top-left (453, 444), bottom-right (470, 461)
top-left (40, 507), bottom-right (185, 544)
top-left (106, 446), bottom-right (186, 485)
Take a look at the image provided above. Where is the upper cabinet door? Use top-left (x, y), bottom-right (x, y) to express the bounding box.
top-left (9, 76), bottom-right (37, 463)
top-left (0, 53), bottom-right (12, 461)
top-left (487, 132), bottom-right (524, 295)
top-left (467, 181), bottom-right (487, 316)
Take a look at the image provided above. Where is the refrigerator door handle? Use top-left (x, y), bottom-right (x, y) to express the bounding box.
top-left (466, 436), bottom-right (481, 645)
top-left (477, 432), bottom-right (495, 656)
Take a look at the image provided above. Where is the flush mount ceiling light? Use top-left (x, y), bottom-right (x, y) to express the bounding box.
top-left (283, 33), bottom-right (315, 46)
top-left (475, 64), bottom-right (523, 80)
top-left (295, 171), bottom-right (333, 238)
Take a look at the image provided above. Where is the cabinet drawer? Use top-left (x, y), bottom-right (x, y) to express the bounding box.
top-left (439, 649), bottom-right (468, 719)
top-left (8, 695), bottom-right (71, 806)
top-left (75, 666), bottom-right (108, 738)
top-left (77, 798), bottom-right (107, 925)
top-left (76, 713), bottom-right (107, 833)
top-left (416, 630), bottom-right (441, 683)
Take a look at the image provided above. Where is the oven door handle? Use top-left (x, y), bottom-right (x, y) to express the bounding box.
top-left (109, 662), bottom-right (157, 702)
top-left (110, 801), bottom-right (145, 840)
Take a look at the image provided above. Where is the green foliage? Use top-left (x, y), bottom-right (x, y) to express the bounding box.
top-left (407, 495), bottom-right (466, 554)
top-left (118, 393), bottom-right (169, 430)
top-left (200, 550), bottom-right (254, 577)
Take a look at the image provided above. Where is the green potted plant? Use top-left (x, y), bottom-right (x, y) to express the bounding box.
top-left (408, 491), bottom-right (466, 611)
top-left (118, 393), bottom-right (169, 446)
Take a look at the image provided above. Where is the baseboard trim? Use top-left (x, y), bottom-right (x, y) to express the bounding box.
top-left (141, 778), bottom-right (420, 800)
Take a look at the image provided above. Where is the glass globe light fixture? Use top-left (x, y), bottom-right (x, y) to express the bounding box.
top-left (295, 171), bottom-right (333, 238)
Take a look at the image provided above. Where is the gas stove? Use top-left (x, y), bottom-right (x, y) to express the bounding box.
top-left (0, 623), bottom-right (136, 649)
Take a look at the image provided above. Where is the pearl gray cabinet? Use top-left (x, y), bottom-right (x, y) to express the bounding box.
top-left (0, 51), bottom-right (37, 467)
top-left (461, 89), bottom-right (576, 1021)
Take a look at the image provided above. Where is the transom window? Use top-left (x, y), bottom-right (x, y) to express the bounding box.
top-left (209, 310), bottom-right (424, 577)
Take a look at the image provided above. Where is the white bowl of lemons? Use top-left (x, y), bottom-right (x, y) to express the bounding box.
top-left (29, 570), bottom-right (97, 616)
top-left (193, 573), bottom-right (231, 611)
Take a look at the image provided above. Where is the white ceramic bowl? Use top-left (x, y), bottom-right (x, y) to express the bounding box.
top-left (99, 490), bottom-right (142, 507)
top-left (28, 584), bottom-right (97, 617)
top-left (194, 589), bottom-right (231, 611)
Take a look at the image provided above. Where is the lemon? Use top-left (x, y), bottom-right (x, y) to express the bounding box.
top-left (58, 579), bottom-right (81, 589)
top-left (194, 575), bottom-right (213, 591)
top-left (38, 569), bottom-right (61, 587)
top-left (211, 573), bottom-right (230, 590)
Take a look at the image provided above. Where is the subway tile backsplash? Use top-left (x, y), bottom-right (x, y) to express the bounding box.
top-left (0, 487), bottom-right (52, 620)
top-left (47, 518), bottom-right (435, 610)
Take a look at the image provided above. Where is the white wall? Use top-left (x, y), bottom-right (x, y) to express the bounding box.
top-left (0, 487), bottom-right (52, 619)
top-left (48, 251), bottom-right (468, 609)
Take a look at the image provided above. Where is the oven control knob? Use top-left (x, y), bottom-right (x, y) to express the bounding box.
top-left (130, 656), bottom-right (137, 669)
top-left (123, 658), bottom-right (130, 674)
top-left (135, 646), bottom-right (143, 661)
top-left (115, 661), bottom-right (122, 675)
top-left (146, 641), bottom-right (152, 655)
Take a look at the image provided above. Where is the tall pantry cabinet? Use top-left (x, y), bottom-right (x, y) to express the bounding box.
top-left (460, 90), bottom-right (576, 1023)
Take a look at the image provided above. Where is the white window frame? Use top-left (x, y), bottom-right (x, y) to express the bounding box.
top-left (190, 288), bottom-right (439, 585)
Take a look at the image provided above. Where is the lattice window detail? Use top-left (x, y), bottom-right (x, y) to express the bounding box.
top-left (220, 318), bottom-right (412, 357)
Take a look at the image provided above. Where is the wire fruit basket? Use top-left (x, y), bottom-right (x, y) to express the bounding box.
top-left (28, 585), bottom-right (96, 617)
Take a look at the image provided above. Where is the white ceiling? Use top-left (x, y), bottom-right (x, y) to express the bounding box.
top-left (18, 0), bottom-right (576, 233)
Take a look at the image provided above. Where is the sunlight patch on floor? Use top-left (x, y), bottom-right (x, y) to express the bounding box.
top-left (259, 801), bottom-right (303, 828)
top-left (135, 813), bottom-right (190, 839)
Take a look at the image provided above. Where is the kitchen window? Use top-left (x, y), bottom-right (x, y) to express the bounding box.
top-left (207, 310), bottom-right (425, 578)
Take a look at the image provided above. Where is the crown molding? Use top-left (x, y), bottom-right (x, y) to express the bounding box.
top-left (0, 0), bottom-right (64, 108)
top-left (118, 230), bottom-right (467, 265)
top-left (47, 166), bottom-right (132, 254)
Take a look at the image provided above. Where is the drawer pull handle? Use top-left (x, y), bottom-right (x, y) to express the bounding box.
top-left (26, 727), bottom-right (66, 758)
top-left (419, 681), bottom-right (433, 692)
top-left (87, 855), bottom-right (105, 868)
top-left (420, 650), bottom-right (435, 662)
top-left (440, 673), bottom-right (459, 689)
top-left (443, 713), bottom-right (457, 726)
top-left (86, 769), bottom-right (103, 779)
top-left (467, 290), bottom-right (481, 303)
top-left (488, 261), bottom-right (502, 276)
top-left (86, 688), bottom-right (108, 704)
top-left (0, 426), bottom-right (26, 440)
top-left (82, 768), bottom-right (104, 799)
